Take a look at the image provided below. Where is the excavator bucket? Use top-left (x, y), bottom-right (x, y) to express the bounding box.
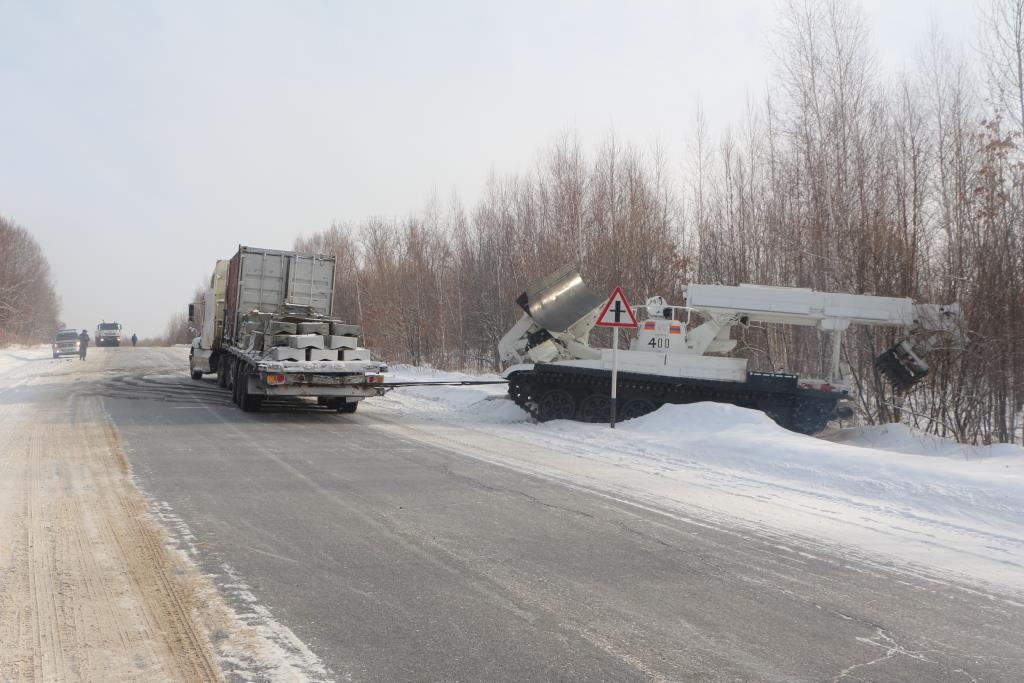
top-left (874, 341), bottom-right (929, 392)
top-left (516, 265), bottom-right (603, 334)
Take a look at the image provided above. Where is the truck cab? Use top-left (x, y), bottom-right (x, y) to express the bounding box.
top-left (188, 260), bottom-right (228, 379)
top-left (95, 322), bottom-right (123, 347)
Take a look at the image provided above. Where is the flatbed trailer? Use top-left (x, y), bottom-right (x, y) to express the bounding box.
top-left (189, 245), bottom-right (389, 413)
top-left (218, 346), bottom-right (388, 412)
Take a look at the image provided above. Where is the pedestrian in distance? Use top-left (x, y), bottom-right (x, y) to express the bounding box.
top-left (131, 333), bottom-right (138, 347)
top-left (78, 329), bottom-right (90, 360)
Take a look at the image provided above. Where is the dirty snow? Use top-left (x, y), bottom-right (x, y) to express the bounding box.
top-left (0, 346), bottom-right (336, 680)
top-left (377, 365), bottom-right (1024, 596)
top-left (147, 501), bottom-right (332, 682)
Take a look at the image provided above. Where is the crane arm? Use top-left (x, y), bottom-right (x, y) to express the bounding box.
top-left (682, 284), bottom-right (963, 390)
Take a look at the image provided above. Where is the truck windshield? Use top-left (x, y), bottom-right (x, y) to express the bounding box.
top-left (98, 323), bottom-right (120, 330)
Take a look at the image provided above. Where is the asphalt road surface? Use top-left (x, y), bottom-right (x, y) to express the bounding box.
top-left (91, 348), bottom-right (1024, 681)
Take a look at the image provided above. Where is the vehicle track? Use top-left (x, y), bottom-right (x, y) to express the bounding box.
top-left (90, 374), bottom-right (234, 405)
top-left (0, 347), bottom-right (341, 681)
top-left (92, 372), bottom-right (346, 414)
top-left (0, 362), bottom-right (223, 681)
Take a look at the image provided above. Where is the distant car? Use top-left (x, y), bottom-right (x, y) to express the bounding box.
top-left (95, 321), bottom-right (123, 347)
top-left (52, 329), bottom-right (80, 358)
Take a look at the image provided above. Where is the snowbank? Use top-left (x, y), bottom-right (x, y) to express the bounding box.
top-left (826, 422), bottom-right (1024, 461)
top-left (0, 345), bottom-right (51, 374)
top-left (384, 365), bottom-right (526, 423)
top-left (372, 367), bottom-right (1024, 593)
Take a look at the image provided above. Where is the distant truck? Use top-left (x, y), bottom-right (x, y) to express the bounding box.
top-left (188, 245), bottom-right (389, 412)
top-left (95, 321), bottom-right (123, 347)
top-left (52, 328), bottom-right (81, 358)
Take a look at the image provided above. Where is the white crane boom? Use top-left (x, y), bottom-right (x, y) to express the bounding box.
top-left (497, 267), bottom-right (965, 433)
top-left (686, 284), bottom-right (915, 328)
top-left (679, 284), bottom-right (962, 389)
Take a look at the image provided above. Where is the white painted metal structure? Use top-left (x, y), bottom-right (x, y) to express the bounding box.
top-left (500, 273), bottom-right (963, 393)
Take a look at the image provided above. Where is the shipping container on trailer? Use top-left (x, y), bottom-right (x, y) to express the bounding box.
top-left (223, 246), bottom-right (337, 341)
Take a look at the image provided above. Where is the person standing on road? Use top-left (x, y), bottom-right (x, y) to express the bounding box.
top-left (78, 329), bottom-right (90, 360)
top-left (131, 333), bottom-right (138, 347)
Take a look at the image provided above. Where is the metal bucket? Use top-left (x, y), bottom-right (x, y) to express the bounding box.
top-left (874, 341), bottom-right (929, 392)
top-left (516, 265), bottom-right (603, 333)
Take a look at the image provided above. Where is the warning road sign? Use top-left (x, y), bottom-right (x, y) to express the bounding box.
top-left (595, 287), bottom-right (638, 328)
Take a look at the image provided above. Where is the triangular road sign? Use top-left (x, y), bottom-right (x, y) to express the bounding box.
top-left (595, 286), bottom-right (638, 328)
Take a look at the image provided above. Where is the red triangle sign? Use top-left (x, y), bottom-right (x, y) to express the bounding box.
top-left (595, 287), bottom-right (638, 328)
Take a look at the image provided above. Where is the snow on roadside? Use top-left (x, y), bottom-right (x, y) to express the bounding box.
top-left (825, 422), bottom-right (1023, 461)
top-left (0, 346), bottom-right (52, 395)
top-left (374, 364), bottom-right (1024, 594)
top-left (383, 365), bottom-right (524, 423)
top-left (147, 501), bottom-right (333, 682)
top-left (0, 344), bottom-right (51, 373)
top-left (614, 403), bottom-right (1024, 525)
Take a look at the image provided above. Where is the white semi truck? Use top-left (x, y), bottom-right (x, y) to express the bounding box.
top-left (95, 321), bottom-right (123, 347)
top-left (188, 245), bottom-right (388, 412)
top-left (499, 266), bottom-right (964, 434)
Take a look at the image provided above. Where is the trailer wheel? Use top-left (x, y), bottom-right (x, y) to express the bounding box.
top-left (191, 369), bottom-right (203, 380)
top-left (217, 355), bottom-right (229, 388)
top-left (338, 401), bottom-right (358, 414)
top-left (231, 360), bottom-right (243, 405)
top-left (237, 365), bottom-right (261, 412)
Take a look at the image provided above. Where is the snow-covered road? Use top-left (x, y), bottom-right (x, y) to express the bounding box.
top-left (375, 365), bottom-right (1024, 597)
top-left (3, 347), bottom-right (1022, 681)
top-left (0, 347), bottom-right (331, 681)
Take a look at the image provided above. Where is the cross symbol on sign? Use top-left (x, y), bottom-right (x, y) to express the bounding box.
top-left (595, 286), bottom-right (638, 328)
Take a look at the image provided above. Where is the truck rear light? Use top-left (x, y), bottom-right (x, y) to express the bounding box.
top-left (367, 374), bottom-right (384, 383)
top-left (265, 373), bottom-right (287, 385)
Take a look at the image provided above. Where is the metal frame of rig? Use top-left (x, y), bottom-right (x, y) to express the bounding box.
top-left (498, 266), bottom-right (963, 434)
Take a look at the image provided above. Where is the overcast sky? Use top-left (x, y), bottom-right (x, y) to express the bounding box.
top-left (0, 1), bottom-right (977, 337)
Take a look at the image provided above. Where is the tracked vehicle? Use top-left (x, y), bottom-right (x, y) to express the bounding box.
top-left (499, 267), bottom-right (962, 434)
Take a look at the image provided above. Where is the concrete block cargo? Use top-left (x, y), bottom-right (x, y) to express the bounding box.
top-left (187, 245), bottom-right (388, 413)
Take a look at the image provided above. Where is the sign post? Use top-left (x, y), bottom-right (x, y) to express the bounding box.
top-left (595, 286), bottom-right (638, 428)
top-left (611, 327), bottom-right (619, 427)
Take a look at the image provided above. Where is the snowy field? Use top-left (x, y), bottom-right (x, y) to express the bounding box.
top-left (375, 365), bottom-right (1024, 597)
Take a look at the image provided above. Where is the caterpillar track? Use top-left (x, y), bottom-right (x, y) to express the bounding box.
top-left (507, 364), bottom-right (844, 435)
